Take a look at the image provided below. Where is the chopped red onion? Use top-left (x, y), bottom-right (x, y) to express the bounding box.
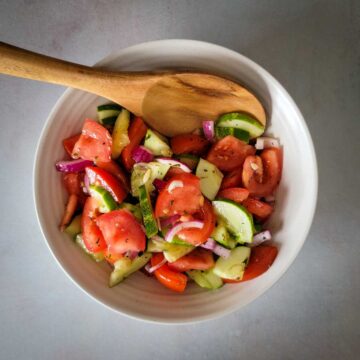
top-left (83, 174), bottom-right (90, 194)
top-left (252, 230), bottom-right (272, 247)
top-left (160, 215), bottom-right (181, 229)
top-left (144, 263), bottom-right (152, 273)
top-left (201, 238), bottom-right (230, 258)
top-left (147, 257), bottom-right (167, 273)
top-left (155, 158), bottom-right (191, 173)
top-left (153, 179), bottom-right (167, 191)
top-left (165, 221), bottom-right (204, 242)
top-left (213, 244), bottom-right (231, 258)
top-left (132, 146), bottom-right (154, 163)
top-left (200, 238), bottom-right (216, 250)
top-left (202, 120), bottom-right (215, 141)
top-left (255, 137), bottom-right (280, 150)
top-left (55, 159), bottom-right (93, 173)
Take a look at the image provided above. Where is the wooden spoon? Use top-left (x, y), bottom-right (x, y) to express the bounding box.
top-left (0, 42), bottom-right (266, 136)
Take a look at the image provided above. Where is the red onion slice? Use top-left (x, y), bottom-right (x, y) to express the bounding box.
top-left (55, 159), bottom-right (93, 173)
top-left (255, 137), bottom-right (280, 150)
top-left (147, 257), bottom-right (167, 273)
top-left (126, 251), bottom-right (139, 260)
top-left (200, 238), bottom-right (217, 250)
top-left (202, 120), bottom-right (215, 141)
top-left (132, 146), bottom-right (154, 163)
top-left (165, 221), bottom-right (204, 242)
top-left (155, 158), bottom-right (191, 173)
top-left (252, 230), bottom-right (272, 247)
top-left (213, 244), bottom-right (231, 258)
top-left (160, 215), bottom-right (181, 229)
top-left (201, 238), bottom-right (230, 258)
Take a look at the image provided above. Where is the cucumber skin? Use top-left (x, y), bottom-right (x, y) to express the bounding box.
top-left (212, 199), bottom-right (254, 244)
top-left (138, 185), bottom-right (158, 238)
top-left (215, 127), bottom-right (250, 143)
top-left (97, 104), bottom-right (122, 111)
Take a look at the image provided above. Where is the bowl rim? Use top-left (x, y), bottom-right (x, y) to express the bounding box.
top-left (33, 39), bottom-right (318, 324)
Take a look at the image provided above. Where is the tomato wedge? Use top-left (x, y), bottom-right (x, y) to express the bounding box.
top-left (220, 167), bottom-right (243, 190)
top-left (96, 209), bottom-right (146, 254)
top-left (242, 198), bottom-right (273, 221)
top-left (217, 187), bottom-right (249, 203)
top-left (155, 173), bottom-right (203, 218)
top-left (85, 166), bottom-right (127, 203)
top-left (206, 136), bottom-right (255, 172)
top-left (151, 253), bottom-right (188, 293)
top-left (177, 200), bottom-right (216, 246)
top-left (168, 248), bottom-right (214, 272)
top-left (225, 245), bottom-right (278, 283)
top-left (242, 147), bottom-right (282, 197)
top-left (96, 160), bottom-right (130, 192)
top-left (170, 134), bottom-right (209, 155)
top-left (72, 119), bottom-right (112, 163)
top-left (63, 133), bottom-right (80, 157)
top-left (164, 166), bottom-right (188, 179)
top-left (81, 197), bottom-right (107, 253)
top-left (104, 249), bottom-right (124, 265)
top-left (63, 173), bottom-right (83, 196)
top-left (121, 117), bottom-right (147, 171)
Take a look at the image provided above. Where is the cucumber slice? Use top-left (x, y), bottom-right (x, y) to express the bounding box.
top-left (109, 252), bottom-right (152, 287)
top-left (163, 244), bottom-right (194, 263)
top-left (174, 154), bottom-right (199, 170)
top-left (64, 214), bottom-right (82, 239)
top-left (216, 112), bottom-right (265, 139)
top-left (187, 269), bottom-right (223, 289)
top-left (118, 202), bottom-right (142, 221)
top-left (147, 236), bottom-right (193, 253)
top-left (97, 104), bottom-right (122, 125)
top-left (213, 246), bottom-right (251, 280)
top-left (131, 162), bottom-right (170, 197)
top-left (144, 129), bottom-right (173, 157)
top-left (112, 109), bottom-right (130, 159)
top-left (138, 185), bottom-right (158, 237)
top-left (89, 185), bottom-right (117, 213)
top-left (211, 222), bottom-right (236, 249)
top-left (75, 234), bottom-right (105, 262)
top-left (196, 158), bottom-right (223, 200)
top-left (215, 126), bottom-right (250, 143)
top-left (212, 199), bottom-right (254, 243)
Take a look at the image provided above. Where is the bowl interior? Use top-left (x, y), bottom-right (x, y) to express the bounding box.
top-left (34, 40), bottom-right (317, 323)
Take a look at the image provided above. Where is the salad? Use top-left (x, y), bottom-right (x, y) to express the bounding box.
top-left (56, 103), bottom-right (282, 292)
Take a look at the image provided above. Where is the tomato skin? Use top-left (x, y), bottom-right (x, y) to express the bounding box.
top-left (81, 197), bottom-right (107, 253)
top-left (171, 134), bottom-right (209, 155)
top-left (63, 173), bottom-right (83, 196)
top-left (217, 187), bottom-right (250, 203)
top-left (96, 209), bottom-right (146, 254)
top-left (121, 117), bottom-right (148, 171)
top-left (168, 248), bottom-right (214, 272)
top-left (220, 168), bottom-right (243, 190)
top-left (177, 200), bottom-right (216, 246)
top-left (223, 245), bottom-right (278, 283)
top-left (85, 166), bottom-right (127, 203)
top-left (242, 198), bottom-right (273, 221)
top-left (96, 160), bottom-right (130, 192)
top-left (151, 253), bottom-right (188, 293)
top-left (206, 136), bottom-right (255, 172)
top-left (164, 166), bottom-right (187, 179)
top-left (155, 173), bottom-right (203, 218)
top-left (63, 134), bottom-right (80, 157)
top-left (72, 119), bottom-right (112, 163)
top-left (242, 147), bottom-right (282, 197)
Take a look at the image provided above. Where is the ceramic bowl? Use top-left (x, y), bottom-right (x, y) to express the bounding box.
top-left (34, 40), bottom-right (317, 324)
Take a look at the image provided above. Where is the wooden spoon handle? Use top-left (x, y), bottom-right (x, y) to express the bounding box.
top-left (0, 42), bottom-right (160, 113)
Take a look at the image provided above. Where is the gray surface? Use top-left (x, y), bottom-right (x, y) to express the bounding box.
top-left (0, 0), bottom-right (359, 359)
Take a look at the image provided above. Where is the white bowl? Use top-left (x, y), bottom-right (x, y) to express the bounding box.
top-left (33, 40), bottom-right (317, 324)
